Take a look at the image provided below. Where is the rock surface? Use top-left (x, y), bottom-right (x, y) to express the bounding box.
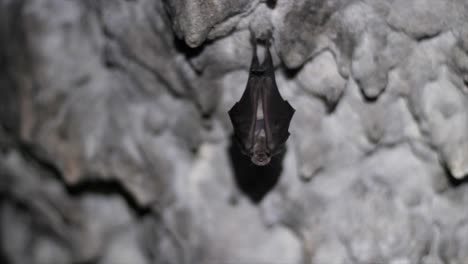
top-left (1, 0), bottom-right (468, 263)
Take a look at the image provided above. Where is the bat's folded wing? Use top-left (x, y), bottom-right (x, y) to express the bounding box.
top-left (228, 76), bottom-right (260, 153)
top-left (263, 77), bottom-right (295, 154)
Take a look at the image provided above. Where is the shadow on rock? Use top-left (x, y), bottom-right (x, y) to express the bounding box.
top-left (443, 162), bottom-right (468, 188)
top-left (229, 136), bottom-right (284, 203)
top-left (173, 36), bottom-right (205, 59)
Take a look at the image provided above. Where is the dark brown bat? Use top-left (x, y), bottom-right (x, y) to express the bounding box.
top-left (228, 39), bottom-right (295, 166)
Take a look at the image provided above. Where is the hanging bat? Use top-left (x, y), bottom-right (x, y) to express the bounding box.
top-left (228, 39), bottom-right (295, 166)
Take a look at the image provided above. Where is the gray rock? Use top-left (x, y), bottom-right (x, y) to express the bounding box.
top-left (163, 0), bottom-right (257, 47)
top-left (297, 50), bottom-right (346, 110)
top-left (274, 0), bottom-right (347, 68)
top-left (2, 0), bottom-right (468, 263)
top-left (189, 30), bottom-right (252, 77)
top-left (290, 95), bottom-right (329, 180)
top-left (386, 0), bottom-right (467, 40)
top-left (419, 73), bottom-right (468, 179)
top-left (101, 227), bottom-right (148, 264)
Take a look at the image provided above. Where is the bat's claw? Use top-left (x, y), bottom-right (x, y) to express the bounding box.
top-left (249, 27), bottom-right (272, 48)
top-left (257, 31), bottom-right (272, 47)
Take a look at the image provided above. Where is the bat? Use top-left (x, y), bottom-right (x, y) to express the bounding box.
top-left (228, 38), bottom-right (295, 166)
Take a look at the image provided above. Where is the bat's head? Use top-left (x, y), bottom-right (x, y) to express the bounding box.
top-left (250, 136), bottom-right (271, 166)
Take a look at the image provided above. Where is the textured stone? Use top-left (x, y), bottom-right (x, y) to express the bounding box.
top-left (274, 0), bottom-right (347, 68)
top-left (189, 30), bottom-right (253, 77)
top-left (163, 0), bottom-right (257, 47)
top-left (297, 50), bottom-right (346, 110)
top-left (101, 227), bottom-right (148, 264)
top-left (420, 71), bottom-right (468, 179)
top-left (2, 0), bottom-right (468, 263)
top-left (386, 0), bottom-right (467, 40)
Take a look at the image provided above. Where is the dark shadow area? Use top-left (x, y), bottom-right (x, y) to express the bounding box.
top-left (266, 0), bottom-right (277, 9)
top-left (358, 80), bottom-right (383, 103)
top-left (281, 64), bottom-right (303, 79)
top-left (173, 36), bottom-right (205, 60)
top-left (0, 253), bottom-right (9, 264)
top-left (443, 161), bottom-right (468, 187)
top-left (67, 179), bottom-right (151, 217)
top-left (325, 97), bottom-right (340, 113)
top-left (229, 135), bottom-right (284, 203)
top-left (1, 133), bottom-right (151, 218)
top-left (0, 208), bottom-right (10, 264)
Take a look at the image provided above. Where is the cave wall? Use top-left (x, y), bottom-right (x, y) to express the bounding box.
top-left (1, 0), bottom-right (468, 263)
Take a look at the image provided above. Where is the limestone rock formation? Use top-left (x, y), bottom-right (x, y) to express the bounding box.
top-left (1, 0), bottom-right (468, 263)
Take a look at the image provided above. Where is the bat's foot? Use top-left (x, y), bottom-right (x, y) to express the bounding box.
top-left (256, 30), bottom-right (272, 47)
top-left (249, 25), bottom-right (273, 47)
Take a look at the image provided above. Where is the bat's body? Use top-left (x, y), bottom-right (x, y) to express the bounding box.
top-left (228, 39), bottom-right (295, 166)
